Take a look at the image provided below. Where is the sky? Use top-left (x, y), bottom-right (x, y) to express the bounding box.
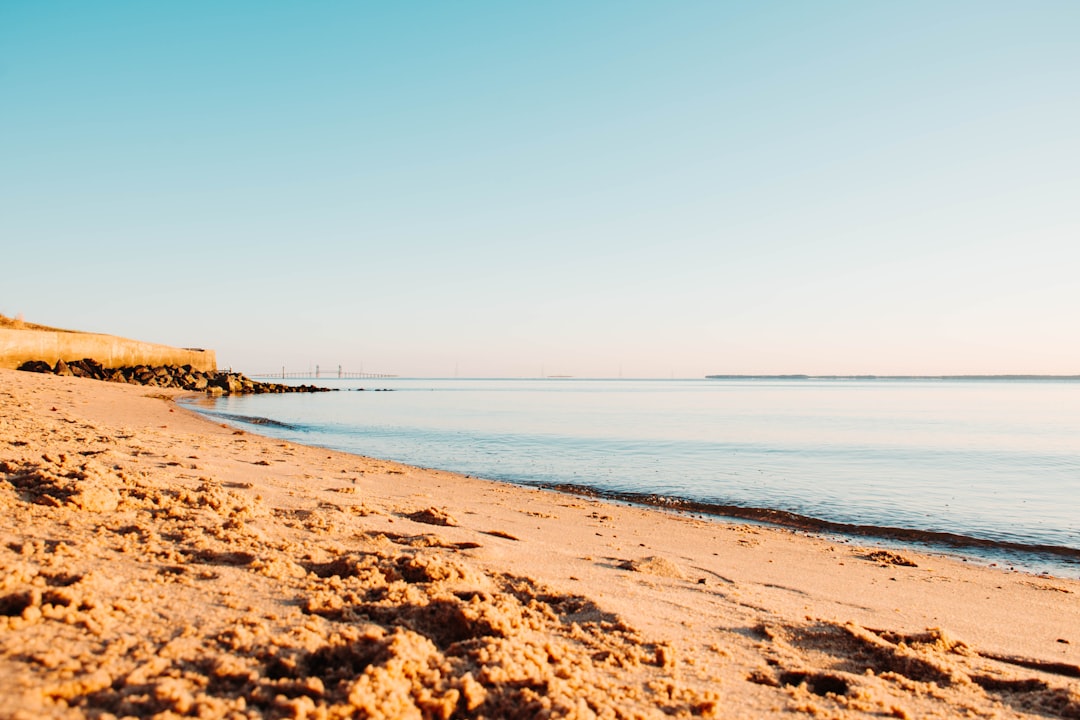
top-left (2, 2), bottom-right (1078, 378)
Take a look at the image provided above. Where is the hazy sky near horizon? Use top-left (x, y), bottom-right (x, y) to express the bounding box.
top-left (2, 2), bottom-right (1078, 377)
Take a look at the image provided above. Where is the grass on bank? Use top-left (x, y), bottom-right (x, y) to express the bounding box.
top-left (0, 314), bottom-right (73, 332)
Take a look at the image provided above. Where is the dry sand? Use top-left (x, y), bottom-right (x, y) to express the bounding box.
top-left (1, 367), bottom-right (1078, 719)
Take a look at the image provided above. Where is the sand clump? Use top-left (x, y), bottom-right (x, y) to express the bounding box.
top-left (1, 368), bottom-right (1079, 719)
top-left (407, 507), bottom-right (459, 527)
top-left (618, 556), bottom-right (686, 579)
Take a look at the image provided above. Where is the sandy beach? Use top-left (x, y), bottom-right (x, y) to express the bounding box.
top-left (1, 368), bottom-right (1078, 719)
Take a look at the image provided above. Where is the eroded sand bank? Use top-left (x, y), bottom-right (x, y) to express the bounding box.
top-left (1, 368), bottom-right (1078, 719)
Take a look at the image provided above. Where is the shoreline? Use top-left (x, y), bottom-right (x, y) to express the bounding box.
top-left (2, 368), bottom-right (1079, 718)
top-left (545, 485), bottom-right (1080, 570)
top-left (192, 395), bottom-right (1080, 580)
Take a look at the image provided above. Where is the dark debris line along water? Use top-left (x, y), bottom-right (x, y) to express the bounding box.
top-left (183, 377), bottom-right (1080, 578)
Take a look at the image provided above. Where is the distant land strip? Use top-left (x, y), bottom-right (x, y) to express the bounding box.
top-left (705, 374), bottom-right (1080, 381)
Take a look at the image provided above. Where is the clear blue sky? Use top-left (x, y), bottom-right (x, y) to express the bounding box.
top-left (3, 2), bottom-right (1078, 377)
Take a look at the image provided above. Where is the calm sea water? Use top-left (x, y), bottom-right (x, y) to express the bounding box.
top-left (186, 378), bottom-right (1080, 577)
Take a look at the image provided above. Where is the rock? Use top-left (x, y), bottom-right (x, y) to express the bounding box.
top-left (68, 360), bottom-right (92, 378)
top-left (17, 358), bottom-right (335, 396)
top-left (81, 358), bottom-right (104, 376)
top-left (17, 361), bottom-right (53, 373)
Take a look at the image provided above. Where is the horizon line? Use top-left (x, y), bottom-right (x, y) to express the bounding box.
top-left (704, 374), bottom-right (1080, 380)
top-left (247, 373), bottom-right (1080, 381)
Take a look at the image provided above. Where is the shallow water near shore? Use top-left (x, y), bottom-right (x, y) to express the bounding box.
top-left (186, 378), bottom-right (1080, 577)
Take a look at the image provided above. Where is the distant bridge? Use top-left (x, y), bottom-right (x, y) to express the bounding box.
top-left (251, 365), bottom-right (397, 380)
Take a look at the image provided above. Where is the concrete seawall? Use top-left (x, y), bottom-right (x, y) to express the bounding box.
top-left (0, 329), bottom-right (217, 373)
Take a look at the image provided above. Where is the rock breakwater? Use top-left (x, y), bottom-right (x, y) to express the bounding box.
top-left (17, 358), bottom-right (330, 395)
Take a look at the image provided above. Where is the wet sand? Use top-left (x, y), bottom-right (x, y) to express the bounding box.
top-left (1, 367), bottom-right (1078, 719)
